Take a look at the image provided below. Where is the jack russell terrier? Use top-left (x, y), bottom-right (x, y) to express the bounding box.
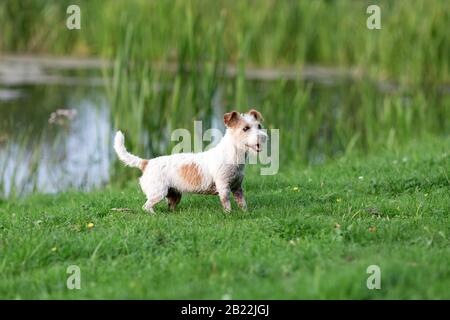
top-left (114, 109), bottom-right (267, 213)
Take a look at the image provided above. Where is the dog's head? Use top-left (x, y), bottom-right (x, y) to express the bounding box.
top-left (223, 109), bottom-right (267, 154)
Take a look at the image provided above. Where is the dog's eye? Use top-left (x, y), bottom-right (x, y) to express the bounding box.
top-left (257, 124), bottom-right (262, 129)
top-left (243, 126), bottom-right (250, 132)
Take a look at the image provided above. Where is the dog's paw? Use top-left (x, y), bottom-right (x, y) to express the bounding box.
top-left (222, 207), bottom-right (232, 213)
top-left (142, 204), bottom-right (155, 214)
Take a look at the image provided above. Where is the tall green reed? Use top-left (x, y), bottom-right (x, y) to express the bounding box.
top-left (2, 0), bottom-right (449, 84)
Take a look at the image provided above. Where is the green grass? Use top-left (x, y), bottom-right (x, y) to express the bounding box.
top-left (1, 0), bottom-right (448, 298)
top-left (0, 136), bottom-right (449, 299)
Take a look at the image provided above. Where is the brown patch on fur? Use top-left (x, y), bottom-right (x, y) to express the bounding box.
top-left (248, 109), bottom-right (264, 122)
top-left (223, 111), bottom-right (241, 128)
top-left (179, 163), bottom-right (203, 187)
top-left (140, 159), bottom-right (149, 172)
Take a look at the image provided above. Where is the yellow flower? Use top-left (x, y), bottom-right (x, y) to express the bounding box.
top-left (293, 187), bottom-right (299, 192)
top-left (87, 222), bottom-right (94, 229)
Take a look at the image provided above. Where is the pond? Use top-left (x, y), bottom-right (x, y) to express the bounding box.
top-left (0, 85), bottom-right (110, 196)
top-left (0, 57), bottom-right (112, 196)
top-left (0, 56), bottom-right (448, 197)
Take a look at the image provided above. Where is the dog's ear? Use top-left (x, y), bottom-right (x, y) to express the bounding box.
top-left (248, 109), bottom-right (264, 122)
top-left (223, 111), bottom-right (240, 128)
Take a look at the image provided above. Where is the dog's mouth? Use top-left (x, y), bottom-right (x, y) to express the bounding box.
top-left (246, 143), bottom-right (262, 153)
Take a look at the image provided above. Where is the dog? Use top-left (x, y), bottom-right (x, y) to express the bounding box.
top-left (114, 109), bottom-right (267, 213)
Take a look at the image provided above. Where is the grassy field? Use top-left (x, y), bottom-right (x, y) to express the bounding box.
top-left (0, 0), bottom-right (449, 299)
top-left (0, 136), bottom-right (448, 299)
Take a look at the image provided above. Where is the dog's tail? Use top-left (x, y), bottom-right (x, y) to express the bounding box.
top-left (114, 131), bottom-right (147, 171)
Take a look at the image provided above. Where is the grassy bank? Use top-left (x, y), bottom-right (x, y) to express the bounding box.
top-left (0, 136), bottom-right (448, 299)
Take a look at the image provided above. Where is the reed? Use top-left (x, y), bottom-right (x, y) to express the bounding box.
top-left (1, 0), bottom-right (449, 194)
top-left (1, 0), bottom-right (449, 83)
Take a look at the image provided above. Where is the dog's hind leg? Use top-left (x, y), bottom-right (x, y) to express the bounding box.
top-left (166, 188), bottom-right (182, 211)
top-left (143, 192), bottom-right (166, 214)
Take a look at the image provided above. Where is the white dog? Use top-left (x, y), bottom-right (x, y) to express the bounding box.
top-left (114, 109), bottom-right (267, 213)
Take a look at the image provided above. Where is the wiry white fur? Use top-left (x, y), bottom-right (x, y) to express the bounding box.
top-left (114, 112), bottom-right (267, 214)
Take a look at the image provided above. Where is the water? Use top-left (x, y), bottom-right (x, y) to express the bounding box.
top-left (0, 84), bottom-right (111, 197)
top-left (0, 78), bottom-right (350, 196)
top-left (1, 57), bottom-right (448, 197)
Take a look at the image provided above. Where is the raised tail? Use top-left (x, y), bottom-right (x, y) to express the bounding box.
top-left (114, 131), bottom-right (147, 170)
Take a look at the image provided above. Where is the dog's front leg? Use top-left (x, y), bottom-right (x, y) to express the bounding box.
top-left (217, 184), bottom-right (231, 212)
top-left (219, 192), bottom-right (231, 212)
top-left (232, 188), bottom-right (247, 211)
